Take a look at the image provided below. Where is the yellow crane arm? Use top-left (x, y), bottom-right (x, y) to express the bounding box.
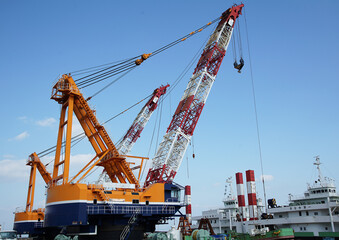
top-left (25, 152), bottom-right (51, 212)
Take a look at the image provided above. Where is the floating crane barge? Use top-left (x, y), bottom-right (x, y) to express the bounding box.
top-left (14, 4), bottom-right (244, 240)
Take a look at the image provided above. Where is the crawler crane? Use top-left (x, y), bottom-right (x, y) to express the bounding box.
top-left (13, 4), bottom-right (244, 240)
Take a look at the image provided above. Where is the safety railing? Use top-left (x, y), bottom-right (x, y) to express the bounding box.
top-left (34, 222), bottom-right (44, 228)
top-left (87, 205), bottom-right (176, 215)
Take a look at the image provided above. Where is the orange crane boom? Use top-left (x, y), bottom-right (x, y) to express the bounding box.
top-left (25, 152), bottom-right (51, 212)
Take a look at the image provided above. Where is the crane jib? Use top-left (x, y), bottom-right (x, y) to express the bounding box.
top-left (144, 4), bottom-right (244, 187)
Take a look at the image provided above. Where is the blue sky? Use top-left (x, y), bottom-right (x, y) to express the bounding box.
top-left (1, 0), bottom-right (339, 231)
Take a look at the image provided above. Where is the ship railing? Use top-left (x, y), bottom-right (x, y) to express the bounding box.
top-left (289, 194), bottom-right (305, 201)
top-left (34, 222), bottom-right (44, 228)
top-left (87, 205), bottom-right (176, 215)
top-left (14, 207), bottom-right (25, 213)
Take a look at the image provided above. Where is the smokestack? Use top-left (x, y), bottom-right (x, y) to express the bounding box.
top-left (246, 170), bottom-right (258, 220)
top-left (235, 172), bottom-right (246, 221)
top-left (185, 185), bottom-right (192, 223)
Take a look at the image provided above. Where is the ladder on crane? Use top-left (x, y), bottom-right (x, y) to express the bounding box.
top-left (119, 207), bottom-right (141, 240)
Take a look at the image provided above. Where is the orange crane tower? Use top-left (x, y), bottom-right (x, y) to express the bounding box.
top-left (14, 153), bottom-right (51, 236)
top-left (50, 74), bottom-right (138, 186)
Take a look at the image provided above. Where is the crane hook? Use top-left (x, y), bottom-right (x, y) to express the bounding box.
top-left (233, 57), bottom-right (244, 73)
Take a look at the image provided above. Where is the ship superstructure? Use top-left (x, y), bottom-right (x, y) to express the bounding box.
top-left (193, 157), bottom-right (339, 238)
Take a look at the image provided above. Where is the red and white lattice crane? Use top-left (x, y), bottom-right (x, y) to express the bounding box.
top-left (145, 4), bottom-right (244, 187)
top-left (117, 85), bottom-right (169, 155)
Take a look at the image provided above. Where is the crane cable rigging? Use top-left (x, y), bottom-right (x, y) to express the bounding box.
top-left (37, 92), bottom-right (153, 160)
top-left (68, 16), bottom-right (221, 91)
top-left (39, 44), bottom-right (200, 162)
top-left (243, 7), bottom-right (267, 212)
top-left (38, 16), bottom-right (221, 167)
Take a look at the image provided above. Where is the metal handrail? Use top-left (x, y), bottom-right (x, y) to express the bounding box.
top-left (87, 205), bottom-right (176, 215)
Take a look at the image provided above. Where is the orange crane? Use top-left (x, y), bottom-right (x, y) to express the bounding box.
top-left (14, 153), bottom-right (51, 236)
top-left (38, 74), bottom-right (182, 239)
top-left (13, 84), bottom-right (169, 238)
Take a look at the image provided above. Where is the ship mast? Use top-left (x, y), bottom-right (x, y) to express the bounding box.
top-left (314, 155), bottom-right (323, 185)
top-left (224, 177), bottom-right (235, 200)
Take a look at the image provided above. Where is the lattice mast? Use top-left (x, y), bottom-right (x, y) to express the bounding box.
top-left (117, 85), bottom-right (169, 155)
top-left (145, 4), bottom-right (244, 186)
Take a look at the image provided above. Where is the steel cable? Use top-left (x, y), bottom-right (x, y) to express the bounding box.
top-left (77, 62), bottom-right (136, 87)
top-left (37, 93), bottom-right (153, 158)
top-left (80, 65), bottom-right (137, 89)
top-left (69, 17), bottom-right (219, 91)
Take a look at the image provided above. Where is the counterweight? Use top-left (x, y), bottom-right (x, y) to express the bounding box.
top-left (145, 4), bottom-right (244, 187)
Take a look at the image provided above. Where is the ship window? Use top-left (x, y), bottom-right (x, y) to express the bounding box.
top-left (279, 215), bottom-right (282, 218)
top-left (322, 190), bottom-right (325, 193)
top-left (334, 190), bottom-right (336, 193)
top-left (321, 201), bottom-right (325, 204)
top-left (325, 227), bottom-right (328, 230)
top-left (171, 189), bottom-right (181, 199)
top-left (146, 200), bottom-right (149, 205)
top-left (304, 227), bottom-right (306, 230)
top-left (325, 189), bottom-right (328, 192)
top-left (314, 212), bottom-right (318, 215)
top-left (132, 199), bottom-right (139, 204)
top-left (300, 227), bottom-right (303, 231)
top-left (306, 211), bottom-right (309, 216)
top-left (93, 199), bottom-right (97, 205)
top-left (299, 211), bottom-right (302, 216)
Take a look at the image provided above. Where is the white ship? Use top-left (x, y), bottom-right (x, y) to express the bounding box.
top-left (192, 157), bottom-right (339, 238)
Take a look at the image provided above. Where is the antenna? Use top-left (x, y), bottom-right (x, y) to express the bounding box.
top-left (313, 155), bottom-right (323, 185)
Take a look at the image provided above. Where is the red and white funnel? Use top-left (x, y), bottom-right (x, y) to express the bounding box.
top-left (235, 172), bottom-right (246, 221)
top-left (185, 185), bottom-right (192, 224)
top-left (246, 170), bottom-right (258, 220)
